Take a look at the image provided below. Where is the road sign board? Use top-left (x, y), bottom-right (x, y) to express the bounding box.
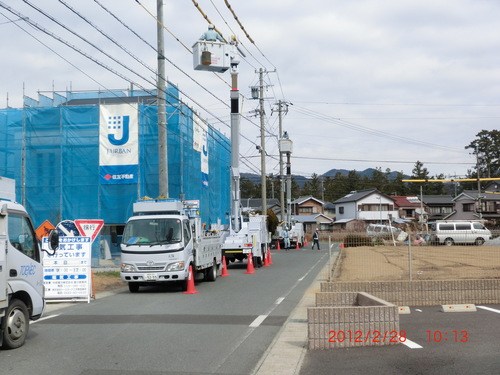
top-left (75, 219), bottom-right (104, 242)
top-left (36, 219), bottom-right (55, 241)
top-left (56, 220), bottom-right (81, 237)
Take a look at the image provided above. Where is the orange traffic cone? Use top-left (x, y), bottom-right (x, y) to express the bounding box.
top-left (221, 256), bottom-right (230, 276)
top-left (183, 265), bottom-right (199, 294)
top-left (296, 241), bottom-right (300, 249)
top-left (276, 241), bottom-right (281, 250)
top-left (268, 247), bottom-right (273, 265)
top-left (263, 250), bottom-right (270, 267)
top-left (245, 254), bottom-right (255, 274)
top-left (305, 237), bottom-right (308, 246)
top-left (341, 242), bottom-right (345, 249)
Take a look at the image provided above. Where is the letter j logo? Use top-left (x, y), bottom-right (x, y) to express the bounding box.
top-left (107, 115), bottom-right (130, 146)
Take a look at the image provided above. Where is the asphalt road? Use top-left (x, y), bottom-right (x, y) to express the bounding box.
top-left (1, 246), bottom-right (330, 375)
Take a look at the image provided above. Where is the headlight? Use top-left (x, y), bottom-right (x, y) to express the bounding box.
top-left (166, 261), bottom-right (185, 272)
top-left (120, 263), bottom-right (136, 272)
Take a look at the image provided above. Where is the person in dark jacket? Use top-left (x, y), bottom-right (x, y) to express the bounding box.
top-left (312, 228), bottom-right (320, 250)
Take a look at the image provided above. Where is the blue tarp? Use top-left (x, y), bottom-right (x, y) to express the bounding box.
top-left (0, 91), bottom-right (231, 231)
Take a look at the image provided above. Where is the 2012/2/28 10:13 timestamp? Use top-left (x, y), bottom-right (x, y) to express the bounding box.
top-left (426, 330), bottom-right (469, 342)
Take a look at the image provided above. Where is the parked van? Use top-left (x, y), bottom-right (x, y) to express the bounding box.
top-left (429, 221), bottom-right (491, 246)
top-left (366, 224), bottom-right (399, 239)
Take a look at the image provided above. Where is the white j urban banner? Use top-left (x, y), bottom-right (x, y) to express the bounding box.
top-left (193, 115), bottom-right (209, 188)
top-left (99, 103), bottom-right (139, 184)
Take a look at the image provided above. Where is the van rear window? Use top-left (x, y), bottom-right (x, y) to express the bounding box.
top-left (439, 224), bottom-right (454, 230)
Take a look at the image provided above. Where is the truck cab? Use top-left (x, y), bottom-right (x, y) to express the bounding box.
top-left (1, 189), bottom-right (59, 349)
top-left (120, 199), bottom-right (222, 292)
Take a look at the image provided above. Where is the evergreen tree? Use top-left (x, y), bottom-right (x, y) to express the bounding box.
top-left (465, 129), bottom-right (500, 178)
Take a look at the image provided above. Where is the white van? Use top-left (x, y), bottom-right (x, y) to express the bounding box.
top-left (429, 221), bottom-right (491, 246)
top-left (366, 224), bottom-right (399, 239)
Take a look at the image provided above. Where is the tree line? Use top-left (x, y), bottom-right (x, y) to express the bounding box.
top-left (241, 130), bottom-right (500, 203)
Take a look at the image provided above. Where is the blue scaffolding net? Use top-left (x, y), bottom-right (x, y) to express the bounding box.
top-left (0, 89), bottom-right (231, 264)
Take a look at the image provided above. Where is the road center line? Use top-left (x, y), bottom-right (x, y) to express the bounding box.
top-left (401, 337), bottom-right (423, 349)
top-left (275, 297), bottom-right (285, 305)
top-left (477, 305), bottom-right (500, 314)
top-left (249, 315), bottom-right (268, 328)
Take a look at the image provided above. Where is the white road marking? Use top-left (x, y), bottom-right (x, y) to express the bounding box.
top-left (249, 315), bottom-right (267, 328)
top-left (275, 297), bottom-right (285, 305)
top-left (477, 305), bottom-right (500, 314)
top-left (401, 337), bottom-right (423, 349)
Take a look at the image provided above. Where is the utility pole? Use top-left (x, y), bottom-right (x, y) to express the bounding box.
top-left (157, 0), bottom-right (168, 197)
top-left (476, 149), bottom-right (482, 219)
top-left (277, 100), bottom-right (285, 221)
top-left (258, 68), bottom-right (267, 217)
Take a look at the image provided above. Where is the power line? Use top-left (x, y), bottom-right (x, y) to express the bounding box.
top-left (291, 104), bottom-right (465, 153)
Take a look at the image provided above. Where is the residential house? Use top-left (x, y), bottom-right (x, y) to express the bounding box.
top-left (445, 190), bottom-right (500, 222)
top-left (243, 198), bottom-right (281, 215)
top-left (323, 202), bottom-right (336, 218)
top-left (333, 188), bottom-right (399, 228)
top-left (291, 196), bottom-right (324, 216)
top-left (392, 196), bottom-right (427, 223)
top-left (421, 195), bottom-right (454, 221)
top-left (294, 213), bottom-right (334, 234)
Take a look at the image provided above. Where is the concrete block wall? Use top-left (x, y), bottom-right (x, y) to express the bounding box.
top-left (308, 292), bottom-right (400, 349)
top-left (320, 279), bottom-right (500, 306)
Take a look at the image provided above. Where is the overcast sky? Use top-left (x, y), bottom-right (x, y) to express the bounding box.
top-left (1, 0), bottom-right (499, 179)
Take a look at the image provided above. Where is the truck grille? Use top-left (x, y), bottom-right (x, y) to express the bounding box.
top-left (137, 266), bottom-right (165, 271)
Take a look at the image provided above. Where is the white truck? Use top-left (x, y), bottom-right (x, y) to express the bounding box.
top-left (222, 214), bottom-right (268, 267)
top-left (1, 177), bottom-right (59, 349)
top-left (273, 220), bottom-right (305, 249)
top-left (119, 199), bottom-right (222, 292)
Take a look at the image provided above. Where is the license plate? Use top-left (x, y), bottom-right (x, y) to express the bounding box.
top-left (144, 273), bottom-right (158, 281)
top-left (243, 249), bottom-right (252, 254)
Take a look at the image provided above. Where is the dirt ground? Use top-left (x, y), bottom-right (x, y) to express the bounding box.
top-left (92, 272), bottom-right (125, 293)
top-left (334, 244), bottom-right (500, 281)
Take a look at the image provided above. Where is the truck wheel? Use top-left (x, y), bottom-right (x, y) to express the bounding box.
top-left (128, 283), bottom-right (140, 293)
top-left (2, 299), bottom-right (29, 349)
top-left (444, 238), bottom-right (454, 246)
top-left (206, 259), bottom-right (217, 282)
top-left (475, 238), bottom-right (485, 246)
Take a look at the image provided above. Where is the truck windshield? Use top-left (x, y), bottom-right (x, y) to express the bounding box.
top-left (122, 218), bottom-right (182, 245)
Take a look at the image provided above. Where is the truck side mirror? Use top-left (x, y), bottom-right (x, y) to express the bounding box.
top-left (46, 229), bottom-right (59, 255)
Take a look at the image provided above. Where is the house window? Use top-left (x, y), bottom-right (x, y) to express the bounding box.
top-left (338, 207), bottom-right (344, 214)
top-left (299, 206), bottom-right (313, 214)
top-left (462, 203), bottom-right (474, 212)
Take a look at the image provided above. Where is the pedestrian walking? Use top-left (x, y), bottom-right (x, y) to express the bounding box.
top-left (311, 228), bottom-right (320, 250)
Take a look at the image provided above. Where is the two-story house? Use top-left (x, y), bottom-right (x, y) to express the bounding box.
top-left (445, 189), bottom-right (500, 222)
top-left (333, 189), bottom-right (399, 229)
top-left (291, 196), bottom-right (324, 215)
top-left (392, 196), bottom-right (427, 223)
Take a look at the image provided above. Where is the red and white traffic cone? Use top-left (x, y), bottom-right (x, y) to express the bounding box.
top-left (263, 250), bottom-right (270, 267)
top-left (245, 254), bottom-right (255, 274)
top-left (183, 265), bottom-right (199, 294)
top-left (221, 256), bottom-right (230, 276)
top-left (268, 247), bottom-right (273, 265)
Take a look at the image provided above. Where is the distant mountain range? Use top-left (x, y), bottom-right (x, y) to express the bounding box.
top-left (241, 168), bottom-right (409, 188)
